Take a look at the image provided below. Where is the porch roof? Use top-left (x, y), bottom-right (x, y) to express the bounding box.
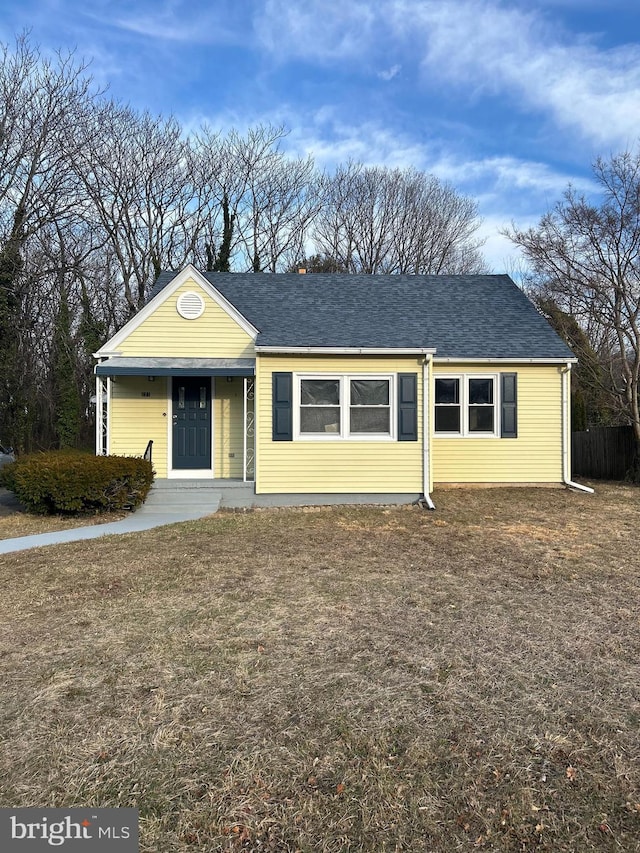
top-left (95, 357), bottom-right (255, 377)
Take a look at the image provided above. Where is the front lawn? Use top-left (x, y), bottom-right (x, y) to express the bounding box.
top-left (0, 485), bottom-right (638, 851)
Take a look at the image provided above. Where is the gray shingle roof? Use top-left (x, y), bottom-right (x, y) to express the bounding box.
top-left (148, 271), bottom-right (575, 360)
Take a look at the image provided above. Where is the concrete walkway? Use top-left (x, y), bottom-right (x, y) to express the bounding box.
top-left (0, 481), bottom-right (418, 555)
top-left (0, 481), bottom-right (225, 555)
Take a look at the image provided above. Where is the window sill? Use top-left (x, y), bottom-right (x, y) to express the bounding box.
top-left (294, 434), bottom-right (397, 442)
top-left (433, 432), bottom-right (500, 439)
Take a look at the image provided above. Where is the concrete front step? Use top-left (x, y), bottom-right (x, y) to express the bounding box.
top-left (141, 481), bottom-right (223, 515)
top-left (144, 492), bottom-right (222, 505)
top-left (139, 502), bottom-right (221, 513)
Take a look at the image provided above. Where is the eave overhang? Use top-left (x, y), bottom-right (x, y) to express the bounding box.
top-left (94, 357), bottom-right (255, 377)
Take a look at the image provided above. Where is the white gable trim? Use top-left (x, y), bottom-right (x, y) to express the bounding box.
top-left (94, 265), bottom-right (259, 356)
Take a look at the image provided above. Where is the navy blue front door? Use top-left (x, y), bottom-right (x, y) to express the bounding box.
top-left (172, 378), bottom-right (212, 470)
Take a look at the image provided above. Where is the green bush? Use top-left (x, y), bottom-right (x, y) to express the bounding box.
top-left (0, 451), bottom-right (154, 515)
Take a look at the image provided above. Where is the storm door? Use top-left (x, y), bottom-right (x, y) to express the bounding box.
top-left (172, 378), bottom-right (212, 469)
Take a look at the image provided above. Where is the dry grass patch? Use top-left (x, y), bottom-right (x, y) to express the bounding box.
top-left (0, 484), bottom-right (639, 852)
top-left (0, 488), bottom-right (126, 539)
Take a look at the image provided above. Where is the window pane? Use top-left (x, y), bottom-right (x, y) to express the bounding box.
top-left (469, 406), bottom-right (494, 432)
top-left (300, 407), bottom-right (340, 433)
top-left (435, 406), bottom-right (460, 432)
top-left (435, 378), bottom-right (459, 404)
top-left (469, 378), bottom-right (493, 405)
top-left (350, 407), bottom-right (390, 433)
top-left (301, 379), bottom-right (340, 405)
top-left (350, 379), bottom-right (389, 406)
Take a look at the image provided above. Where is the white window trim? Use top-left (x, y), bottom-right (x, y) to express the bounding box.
top-left (434, 373), bottom-right (500, 438)
top-left (293, 373), bottom-right (397, 441)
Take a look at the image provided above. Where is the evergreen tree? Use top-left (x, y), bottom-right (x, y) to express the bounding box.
top-left (537, 297), bottom-right (613, 428)
top-left (51, 291), bottom-right (81, 448)
top-left (0, 207), bottom-right (27, 449)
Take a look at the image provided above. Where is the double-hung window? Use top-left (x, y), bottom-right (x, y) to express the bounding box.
top-left (350, 378), bottom-right (391, 434)
top-left (296, 375), bottom-right (394, 439)
top-left (300, 378), bottom-right (341, 433)
top-left (434, 375), bottom-right (498, 436)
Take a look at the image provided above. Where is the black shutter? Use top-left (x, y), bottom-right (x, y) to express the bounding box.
top-left (272, 372), bottom-right (293, 441)
top-left (397, 373), bottom-right (418, 441)
top-left (501, 373), bottom-right (517, 438)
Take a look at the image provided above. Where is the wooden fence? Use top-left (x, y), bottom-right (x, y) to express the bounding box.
top-left (572, 425), bottom-right (636, 480)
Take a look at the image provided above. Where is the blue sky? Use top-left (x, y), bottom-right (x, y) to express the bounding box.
top-left (2, 0), bottom-right (640, 270)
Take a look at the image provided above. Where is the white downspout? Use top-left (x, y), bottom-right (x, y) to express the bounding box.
top-left (421, 356), bottom-right (436, 509)
top-left (561, 364), bottom-right (594, 494)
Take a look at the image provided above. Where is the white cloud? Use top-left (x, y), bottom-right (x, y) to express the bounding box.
top-left (258, 0), bottom-right (429, 64)
top-left (429, 154), bottom-right (597, 197)
top-left (110, 16), bottom-right (204, 42)
top-left (389, 0), bottom-right (640, 147)
top-left (120, 17), bottom-right (236, 45)
top-left (82, 1), bottom-right (246, 46)
top-left (254, 0), bottom-right (640, 149)
top-left (254, 0), bottom-right (379, 62)
top-left (280, 110), bottom-right (434, 170)
top-left (528, 0), bottom-right (630, 8)
top-left (378, 64), bottom-right (401, 81)
top-left (476, 216), bottom-right (525, 274)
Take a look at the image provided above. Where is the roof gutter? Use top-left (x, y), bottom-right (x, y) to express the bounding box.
top-left (434, 357), bottom-right (578, 364)
top-left (255, 346), bottom-right (437, 355)
top-left (560, 364), bottom-right (594, 494)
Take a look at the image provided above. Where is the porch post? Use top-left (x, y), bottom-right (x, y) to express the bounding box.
top-left (96, 375), bottom-right (109, 456)
top-left (243, 377), bottom-right (248, 483)
top-left (242, 376), bottom-right (255, 483)
top-left (95, 376), bottom-right (102, 455)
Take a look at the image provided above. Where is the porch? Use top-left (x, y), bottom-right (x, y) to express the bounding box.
top-left (94, 358), bottom-right (255, 481)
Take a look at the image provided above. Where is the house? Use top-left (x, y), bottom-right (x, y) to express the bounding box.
top-left (94, 265), bottom-right (590, 507)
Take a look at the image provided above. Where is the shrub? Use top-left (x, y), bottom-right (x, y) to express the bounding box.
top-left (0, 451), bottom-right (154, 515)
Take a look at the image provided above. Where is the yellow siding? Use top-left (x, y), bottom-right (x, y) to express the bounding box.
top-left (255, 355), bottom-right (424, 493)
top-left (108, 355), bottom-right (564, 487)
top-left (213, 377), bottom-right (244, 478)
top-left (118, 278), bottom-right (255, 358)
top-left (109, 376), bottom-right (169, 478)
top-left (109, 377), bottom-right (246, 479)
top-left (432, 364), bottom-right (563, 483)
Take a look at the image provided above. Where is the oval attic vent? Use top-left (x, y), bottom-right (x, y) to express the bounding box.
top-left (176, 291), bottom-right (205, 320)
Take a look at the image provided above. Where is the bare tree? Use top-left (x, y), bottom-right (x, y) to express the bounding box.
top-left (75, 104), bottom-right (202, 314)
top-left (312, 162), bottom-right (486, 275)
top-left (0, 34), bottom-right (491, 454)
top-left (505, 150), bottom-right (640, 479)
top-left (189, 125), bottom-right (243, 272)
top-left (0, 34), bottom-right (98, 450)
top-left (193, 124), bottom-right (321, 273)
top-left (244, 150), bottom-right (321, 273)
